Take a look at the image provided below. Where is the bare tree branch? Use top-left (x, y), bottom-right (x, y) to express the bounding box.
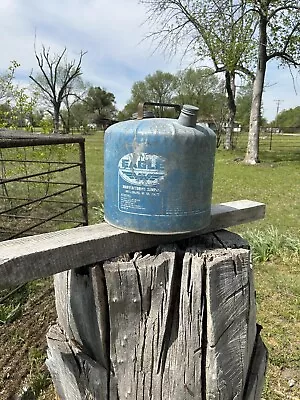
top-left (29, 45), bottom-right (87, 133)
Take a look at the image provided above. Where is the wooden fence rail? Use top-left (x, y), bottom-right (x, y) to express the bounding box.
top-left (0, 199), bottom-right (265, 289)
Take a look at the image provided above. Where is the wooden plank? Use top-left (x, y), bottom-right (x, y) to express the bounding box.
top-left (0, 200), bottom-right (265, 288)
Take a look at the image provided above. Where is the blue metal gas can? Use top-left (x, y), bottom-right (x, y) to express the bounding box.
top-left (104, 104), bottom-right (216, 234)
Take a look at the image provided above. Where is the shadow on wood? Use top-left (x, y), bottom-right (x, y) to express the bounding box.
top-left (46, 230), bottom-right (267, 400)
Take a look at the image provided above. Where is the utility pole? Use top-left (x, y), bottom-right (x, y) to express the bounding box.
top-left (274, 99), bottom-right (283, 120)
top-left (270, 99), bottom-right (283, 150)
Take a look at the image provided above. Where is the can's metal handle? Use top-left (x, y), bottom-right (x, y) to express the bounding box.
top-left (137, 102), bottom-right (182, 119)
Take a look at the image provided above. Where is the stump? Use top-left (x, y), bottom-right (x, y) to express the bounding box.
top-left (46, 230), bottom-right (267, 399)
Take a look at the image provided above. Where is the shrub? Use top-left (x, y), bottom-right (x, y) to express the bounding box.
top-left (243, 226), bottom-right (300, 263)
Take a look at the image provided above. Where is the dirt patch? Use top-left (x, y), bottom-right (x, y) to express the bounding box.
top-left (0, 280), bottom-right (56, 399)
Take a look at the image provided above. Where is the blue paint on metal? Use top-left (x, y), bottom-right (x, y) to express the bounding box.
top-left (104, 105), bottom-right (216, 234)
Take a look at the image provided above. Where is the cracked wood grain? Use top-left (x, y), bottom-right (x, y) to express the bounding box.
top-left (46, 230), bottom-right (267, 399)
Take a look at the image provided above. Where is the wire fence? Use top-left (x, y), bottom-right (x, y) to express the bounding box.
top-left (0, 131), bottom-right (88, 241)
top-left (225, 131), bottom-right (300, 160)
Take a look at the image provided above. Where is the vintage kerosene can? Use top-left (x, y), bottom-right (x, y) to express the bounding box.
top-left (104, 104), bottom-right (216, 234)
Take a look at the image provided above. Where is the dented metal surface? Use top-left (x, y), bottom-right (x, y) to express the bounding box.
top-left (104, 105), bottom-right (216, 234)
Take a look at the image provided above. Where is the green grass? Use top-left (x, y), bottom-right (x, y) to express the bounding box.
top-left (18, 348), bottom-right (52, 399)
top-left (0, 142), bottom-right (84, 239)
top-left (212, 149), bottom-right (300, 236)
top-left (243, 226), bottom-right (300, 263)
top-left (83, 131), bottom-right (300, 399)
top-left (84, 131), bottom-right (105, 224)
top-left (84, 131), bottom-right (300, 235)
top-left (2, 130), bottom-right (299, 398)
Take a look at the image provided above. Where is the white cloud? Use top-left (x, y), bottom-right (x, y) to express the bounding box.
top-left (1, 0), bottom-right (299, 117)
top-left (1, 0), bottom-right (189, 109)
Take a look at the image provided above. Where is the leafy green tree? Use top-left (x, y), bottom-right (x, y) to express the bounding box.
top-left (67, 101), bottom-right (89, 131)
top-left (0, 62), bottom-right (38, 129)
top-left (174, 68), bottom-right (226, 118)
top-left (244, 0), bottom-right (300, 164)
top-left (0, 61), bottom-right (20, 127)
top-left (84, 87), bottom-right (116, 125)
top-left (140, 0), bottom-right (256, 148)
top-left (30, 108), bottom-right (45, 128)
top-left (235, 82), bottom-right (253, 129)
top-left (274, 106), bottom-right (300, 129)
top-left (122, 71), bottom-right (178, 118)
top-left (0, 61), bottom-right (19, 102)
top-left (10, 87), bottom-right (38, 129)
top-left (120, 68), bottom-right (227, 126)
top-left (40, 115), bottom-right (54, 134)
top-left (0, 103), bottom-right (11, 127)
top-left (117, 102), bottom-right (138, 121)
top-left (29, 46), bottom-right (86, 133)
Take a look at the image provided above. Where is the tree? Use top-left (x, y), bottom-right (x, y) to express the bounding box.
top-left (274, 106), bottom-right (300, 129)
top-left (60, 77), bottom-right (87, 134)
top-left (0, 61), bottom-right (19, 127)
top-left (174, 68), bottom-right (226, 118)
top-left (0, 103), bottom-right (11, 127)
top-left (84, 86), bottom-right (116, 125)
top-left (0, 61), bottom-right (38, 129)
top-left (119, 70), bottom-right (178, 119)
top-left (132, 70), bottom-right (178, 117)
top-left (244, 0), bottom-right (300, 164)
top-left (29, 46), bottom-right (86, 133)
top-left (10, 87), bottom-right (38, 129)
top-left (117, 102), bottom-right (138, 121)
top-left (141, 0), bottom-right (256, 148)
top-left (235, 81), bottom-right (253, 129)
top-left (119, 68), bottom-right (227, 125)
top-left (0, 61), bottom-right (19, 103)
top-left (70, 102), bottom-right (89, 130)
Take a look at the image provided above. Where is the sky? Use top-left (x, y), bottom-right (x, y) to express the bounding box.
top-left (0, 0), bottom-right (299, 122)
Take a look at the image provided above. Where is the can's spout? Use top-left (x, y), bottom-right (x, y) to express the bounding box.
top-left (178, 105), bottom-right (199, 128)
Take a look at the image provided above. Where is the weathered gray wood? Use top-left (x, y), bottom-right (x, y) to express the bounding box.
top-left (47, 230), bottom-right (267, 399)
top-left (53, 268), bottom-right (108, 367)
top-left (243, 333), bottom-right (268, 399)
top-left (0, 200), bottom-right (265, 288)
top-left (205, 249), bottom-right (256, 398)
top-left (46, 324), bottom-right (109, 400)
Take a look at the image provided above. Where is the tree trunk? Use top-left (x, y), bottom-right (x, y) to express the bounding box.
top-left (244, 15), bottom-right (268, 165)
top-left (53, 105), bottom-right (60, 133)
top-left (46, 230), bottom-right (267, 399)
top-left (224, 71), bottom-right (236, 150)
top-left (60, 111), bottom-right (71, 134)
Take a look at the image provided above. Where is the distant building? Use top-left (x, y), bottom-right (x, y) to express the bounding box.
top-left (97, 118), bottom-right (118, 130)
top-left (198, 119), bottom-right (218, 132)
top-left (223, 122), bottom-right (242, 133)
top-left (198, 119), bottom-right (243, 134)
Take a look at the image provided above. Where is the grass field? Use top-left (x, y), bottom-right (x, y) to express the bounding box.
top-left (1, 130), bottom-right (299, 399)
top-left (83, 131), bottom-right (300, 399)
top-left (85, 131), bottom-right (300, 234)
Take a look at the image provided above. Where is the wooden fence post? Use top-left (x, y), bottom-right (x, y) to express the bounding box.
top-left (46, 229), bottom-right (267, 400)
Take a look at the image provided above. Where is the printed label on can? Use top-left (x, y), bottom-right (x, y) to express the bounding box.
top-left (117, 152), bottom-right (206, 217)
top-left (118, 153), bottom-right (165, 215)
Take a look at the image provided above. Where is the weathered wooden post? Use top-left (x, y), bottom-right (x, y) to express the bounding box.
top-left (0, 200), bottom-right (267, 399)
top-left (44, 202), bottom-right (267, 400)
